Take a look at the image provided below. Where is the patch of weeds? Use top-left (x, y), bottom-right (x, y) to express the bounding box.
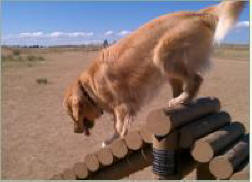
top-left (36, 78), bottom-right (48, 85)
top-left (2, 55), bottom-right (15, 62)
top-left (37, 56), bottom-right (45, 61)
top-left (27, 55), bottom-right (37, 62)
top-left (12, 49), bottom-right (21, 56)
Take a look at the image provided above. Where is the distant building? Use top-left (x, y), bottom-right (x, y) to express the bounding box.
top-left (103, 39), bottom-right (109, 48)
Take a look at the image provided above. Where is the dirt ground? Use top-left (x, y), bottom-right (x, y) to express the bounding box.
top-left (1, 48), bottom-right (249, 179)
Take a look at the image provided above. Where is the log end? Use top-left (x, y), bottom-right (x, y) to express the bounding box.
top-left (209, 156), bottom-right (233, 179)
top-left (73, 162), bottom-right (88, 179)
top-left (191, 141), bottom-right (214, 163)
top-left (145, 108), bottom-right (171, 136)
top-left (96, 147), bottom-right (113, 166)
top-left (139, 127), bottom-right (153, 144)
top-left (124, 131), bottom-right (143, 150)
top-left (84, 153), bottom-right (99, 172)
top-left (110, 138), bottom-right (128, 159)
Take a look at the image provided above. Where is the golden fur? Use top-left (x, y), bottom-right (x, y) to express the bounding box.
top-left (63, 1), bottom-right (245, 146)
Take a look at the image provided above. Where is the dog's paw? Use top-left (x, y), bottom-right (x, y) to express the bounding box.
top-left (101, 142), bottom-right (107, 148)
top-left (168, 98), bottom-right (180, 108)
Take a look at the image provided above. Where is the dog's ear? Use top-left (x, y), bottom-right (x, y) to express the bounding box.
top-left (72, 80), bottom-right (84, 121)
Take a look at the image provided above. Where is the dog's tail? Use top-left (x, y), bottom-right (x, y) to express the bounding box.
top-left (205, 1), bottom-right (246, 43)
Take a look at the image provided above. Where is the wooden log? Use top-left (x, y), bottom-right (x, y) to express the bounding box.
top-left (96, 147), bottom-right (114, 167)
top-left (179, 111), bottom-right (230, 148)
top-left (73, 162), bottom-right (88, 179)
top-left (89, 145), bottom-right (153, 179)
top-left (146, 97), bottom-right (220, 135)
top-left (124, 131), bottom-right (144, 150)
top-left (109, 138), bottom-right (128, 159)
top-left (139, 127), bottom-right (153, 144)
top-left (230, 162), bottom-right (249, 180)
top-left (191, 122), bottom-right (245, 163)
top-left (84, 153), bottom-right (100, 172)
top-left (62, 168), bottom-right (76, 179)
top-left (209, 134), bottom-right (249, 179)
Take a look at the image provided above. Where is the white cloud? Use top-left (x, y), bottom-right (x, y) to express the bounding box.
top-left (234, 21), bottom-right (249, 28)
top-left (49, 32), bottom-right (94, 38)
top-left (19, 32), bottom-right (44, 38)
top-left (104, 30), bottom-right (114, 36)
top-left (17, 31), bottom-right (94, 38)
top-left (117, 30), bottom-right (131, 36)
top-left (49, 32), bottom-right (65, 38)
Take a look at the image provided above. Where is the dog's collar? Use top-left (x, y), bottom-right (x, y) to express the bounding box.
top-left (80, 82), bottom-right (104, 114)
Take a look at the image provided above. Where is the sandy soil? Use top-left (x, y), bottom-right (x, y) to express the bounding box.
top-left (1, 49), bottom-right (249, 179)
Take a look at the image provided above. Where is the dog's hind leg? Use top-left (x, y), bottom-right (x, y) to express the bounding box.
top-left (169, 78), bottom-right (183, 98)
top-left (168, 73), bottom-right (203, 107)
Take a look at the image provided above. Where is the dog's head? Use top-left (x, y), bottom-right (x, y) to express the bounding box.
top-left (63, 80), bottom-right (103, 136)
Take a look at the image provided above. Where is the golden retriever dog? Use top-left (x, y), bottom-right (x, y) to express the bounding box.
top-left (63, 1), bottom-right (245, 146)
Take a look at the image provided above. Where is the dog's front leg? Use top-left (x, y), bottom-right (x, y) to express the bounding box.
top-left (102, 113), bottom-right (120, 147)
top-left (114, 104), bottom-right (134, 138)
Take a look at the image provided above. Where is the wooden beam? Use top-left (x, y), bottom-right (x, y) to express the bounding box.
top-left (146, 97), bottom-right (220, 135)
top-left (191, 122), bottom-right (245, 163)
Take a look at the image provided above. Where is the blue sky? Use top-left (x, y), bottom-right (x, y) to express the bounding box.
top-left (2, 1), bottom-right (249, 45)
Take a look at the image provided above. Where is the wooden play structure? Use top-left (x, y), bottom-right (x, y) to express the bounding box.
top-left (50, 97), bottom-right (249, 180)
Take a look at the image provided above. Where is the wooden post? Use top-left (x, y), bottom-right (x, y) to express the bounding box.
top-left (209, 134), bottom-right (249, 179)
top-left (179, 111), bottom-right (230, 148)
top-left (146, 97), bottom-right (220, 136)
top-left (152, 131), bottom-right (178, 179)
top-left (191, 122), bottom-right (245, 162)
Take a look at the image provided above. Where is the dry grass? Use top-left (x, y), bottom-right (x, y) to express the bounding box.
top-left (213, 45), bottom-right (249, 60)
